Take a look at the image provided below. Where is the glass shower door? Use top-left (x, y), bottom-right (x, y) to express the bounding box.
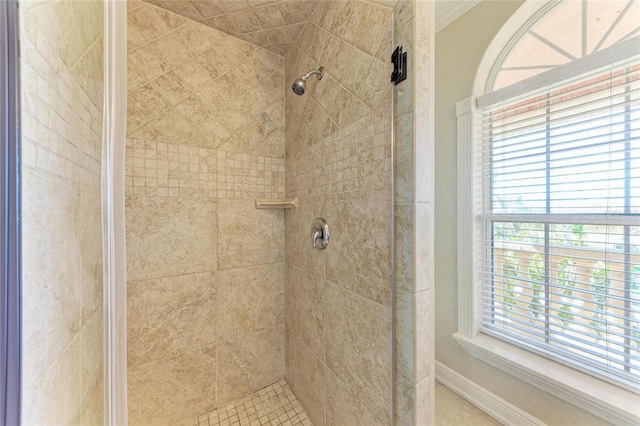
top-left (19, 0), bottom-right (106, 423)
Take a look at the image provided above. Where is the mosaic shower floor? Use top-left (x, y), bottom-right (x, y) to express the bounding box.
top-left (194, 380), bottom-right (312, 426)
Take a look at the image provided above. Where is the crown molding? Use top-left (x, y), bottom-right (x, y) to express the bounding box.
top-left (436, 0), bottom-right (481, 32)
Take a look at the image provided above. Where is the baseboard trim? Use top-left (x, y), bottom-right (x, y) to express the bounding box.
top-left (435, 361), bottom-right (547, 426)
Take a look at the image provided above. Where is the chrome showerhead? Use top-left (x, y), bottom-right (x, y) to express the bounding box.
top-left (292, 78), bottom-right (306, 95)
top-left (291, 67), bottom-right (324, 95)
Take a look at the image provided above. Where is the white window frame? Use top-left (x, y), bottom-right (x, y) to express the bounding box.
top-left (455, 33), bottom-right (640, 426)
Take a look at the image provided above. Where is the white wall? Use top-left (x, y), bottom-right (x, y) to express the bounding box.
top-left (435, 1), bottom-right (612, 424)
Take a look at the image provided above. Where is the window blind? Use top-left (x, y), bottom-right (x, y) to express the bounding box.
top-left (478, 56), bottom-right (640, 390)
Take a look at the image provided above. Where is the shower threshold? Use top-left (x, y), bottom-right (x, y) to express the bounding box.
top-left (194, 380), bottom-right (312, 426)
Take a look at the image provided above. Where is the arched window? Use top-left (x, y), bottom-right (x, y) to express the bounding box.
top-left (456, 1), bottom-right (640, 422)
top-left (489, 0), bottom-right (639, 91)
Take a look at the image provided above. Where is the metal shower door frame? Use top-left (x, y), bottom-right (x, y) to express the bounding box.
top-left (0, 0), bottom-right (22, 424)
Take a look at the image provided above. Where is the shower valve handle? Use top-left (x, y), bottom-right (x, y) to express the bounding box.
top-left (311, 218), bottom-right (329, 250)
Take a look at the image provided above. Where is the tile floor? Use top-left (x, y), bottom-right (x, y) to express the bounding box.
top-left (194, 379), bottom-right (499, 426)
top-left (194, 380), bottom-right (312, 426)
top-left (435, 382), bottom-right (503, 426)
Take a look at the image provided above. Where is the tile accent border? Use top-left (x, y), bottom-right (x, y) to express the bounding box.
top-left (125, 138), bottom-right (285, 199)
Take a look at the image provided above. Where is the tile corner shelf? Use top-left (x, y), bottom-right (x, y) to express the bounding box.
top-left (255, 198), bottom-right (298, 209)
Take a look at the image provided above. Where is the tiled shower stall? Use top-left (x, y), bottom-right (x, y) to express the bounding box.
top-left (19, 0), bottom-right (434, 424)
top-left (124, 1), bottom-right (393, 423)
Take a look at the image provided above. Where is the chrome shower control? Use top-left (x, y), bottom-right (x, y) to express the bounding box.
top-left (311, 218), bottom-right (329, 250)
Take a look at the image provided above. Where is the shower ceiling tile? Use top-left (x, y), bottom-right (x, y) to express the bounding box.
top-left (277, 0), bottom-right (308, 25)
top-left (263, 26), bottom-right (293, 47)
top-left (247, 0), bottom-right (280, 8)
top-left (152, 2), bottom-right (194, 29)
top-left (285, 21), bottom-right (306, 39)
top-left (219, 0), bottom-right (250, 13)
top-left (141, 0), bottom-right (326, 53)
top-left (206, 14), bottom-right (241, 36)
top-left (227, 8), bottom-right (262, 33)
top-left (241, 29), bottom-right (271, 47)
top-left (173, 22), bottom-right (228, 55)
top-left (253, 4), bottom-right (286, 28)
top-left (190, 0), bottom-right (225, 18)
top-left (141, 0), bottom-right (410, 56)
top-left (127, 5), bottom-right (173, 50)
top-left (157, 0), bottom-right (206, 22)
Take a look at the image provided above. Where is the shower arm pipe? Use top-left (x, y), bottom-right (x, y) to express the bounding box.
top-left (302, 67), bottom-right (324, 81)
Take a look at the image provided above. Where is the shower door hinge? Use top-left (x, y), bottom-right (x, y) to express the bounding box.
top-left (390, 46), bottom-right (407, 85)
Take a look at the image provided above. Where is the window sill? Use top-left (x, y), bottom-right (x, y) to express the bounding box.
top-left (453, 332), bottom-right (640, 425)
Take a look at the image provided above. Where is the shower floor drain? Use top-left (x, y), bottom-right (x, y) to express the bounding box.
top-left (194, 380), bottom-right (312, 426)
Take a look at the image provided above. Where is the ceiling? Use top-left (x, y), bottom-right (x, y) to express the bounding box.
top-left (143, 0), bottom-right (479, 54)
top-left (142, 0), bottom-right (322, 54)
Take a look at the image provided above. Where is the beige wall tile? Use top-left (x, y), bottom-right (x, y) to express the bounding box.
top-left (69, 35), bottom-right (104, 109)
top-left (216, 325), bottom-right (286, 405)
top-left (127, 4), bottom-right (173, 50)
top-left (128, 272), bottom-right (217, 365)
top-left (217, 263), bottom-right (285, 341)
top-left (394, 111), bottom-right (414, 204)
top-left (22, 178), bottom-right (82, 390)
top-left (127, 84), bottom-right (171, 130)
top-left (287, 265), bottom-right (326, 359)
top-left (128, 345), bottom-right (217, 426)
top-left (125, 3), bottom-right (399, 424)
top-left (416, 375), bottom-right (432, 426)
top-left (53, 0), bottom-right (103, 74)
top-left (254, 4), bottom-right (285, 28)
top-left (277, 1), bottom-right (308, 25)
top-left (22, 332), bottom-right (83, 425)
top-left (219, 0), bottom-right (250, 13)
top-left (228, 8), bottom-right (262, 33)
top-left (176, 23), bottom-right (228, 55)
top-left (150, 70), bottom-right (194, 106)
top-left (394, 203), bottom-right (414, 294)
top-left (158, 0), bottom-right (204, 23)
top-left (77, 371), bottom-right (104, 426)
top-left (415, 202), bottom-right (433, 293)
top-left (206, 15), bottom-right (241, 37)
top-left (394, 375), bottom-right (415, 426)
top-left (217, 198), bottom-right (284, 270)
top-left (356, 3), bottom-right (392, 62)
top-left (326, 369), bottom-right (383, 426)
top-left (392, 1), bottom-right (436, 424)
top-left (172, 58), bottom-right (214, 91)
top-left (288, 332), bottom-right (326, 426)
top-left (325, 189), bottom-right (392, 306)
top-left (264, 26), bottom-right (294, 47)
top-left (128, 63), bottom-right (148, 92)
top-left (153, 4), bottom-right (193, 29)
top-left (20, 0), bottom-right (104, 420)
top-left (128, 32), bottom-right (191, 82)
top-left (78, 310), bottom-right (104, 424)
top-left (325, 282), bottom-right (392, 424)
top-left (125, 5), bottom-right (289, 411)
top-left (241, 30), bottom-right (271, 48)
top-left (125, 195), bottom-right (217, 280)
top-left (284, 6), bottom-right (394, 424)
top-left (415, 290), bottom-right (431, 384)
top-left (146, 0), bottom-right (318, 53)
top-left (125, 138), bottom-right (285, 199)
top-left (127, 10), bottom-right (285, 158)
top-left (395, 290), bottom-right (415, 383)
top-left (284, 196), bottom-right (327, 277)
top-left (191, 0), bottom-right (225, 19)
